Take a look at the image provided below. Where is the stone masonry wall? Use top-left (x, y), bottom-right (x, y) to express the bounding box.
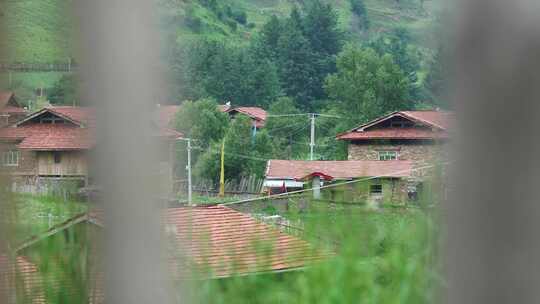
top-left (348, 140), bottom-right (447, 178)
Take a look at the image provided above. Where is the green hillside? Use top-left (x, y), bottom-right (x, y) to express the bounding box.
top-left (161, 0), bottom-right (442, 47)
top-left (0, 0), bottom-right (74, 63)
top-left (0, 0), bottom-right (442, 101)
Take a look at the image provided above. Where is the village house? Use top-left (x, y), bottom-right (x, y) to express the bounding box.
top-left (264, 159), bottom-right (414, 204)
top-left (336, 110), bottom-right (453, 165)
top-left (222, 105), bottom-right (267, 129)
top-left (12, 205), bottom-right (327, 303)
top-left (0, 91), bottom-right (27, 127)
top-left (0, 106), bottom-right (183, 192)
top-left (156, 103), bottom-right (268, 130)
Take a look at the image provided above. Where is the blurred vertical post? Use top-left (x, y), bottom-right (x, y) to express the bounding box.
top-left (0, 0), bottom-right (9, 302)
top-left (449, 0), bottom-right (540, 303)
top-left (76, 0), bottom-right (173, 303)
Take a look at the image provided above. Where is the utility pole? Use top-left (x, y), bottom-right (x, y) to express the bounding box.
top-left (310, 113), bottom-right (316, 160)
top-left (186, 138), bottom-right (192, 206)
top-left (178, 138), bottom-right (192, 205)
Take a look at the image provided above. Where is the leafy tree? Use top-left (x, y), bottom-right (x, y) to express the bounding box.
top-left (265, 97), bottom-right (309, 159)
top-left (48, 74), bottom-right (78, 105)
top-left (194, 116), bottom-right (271, 182)
top-left (172, 99), bottom-right (229, 148)
top-left (325, 45), bottom-right (412, 125)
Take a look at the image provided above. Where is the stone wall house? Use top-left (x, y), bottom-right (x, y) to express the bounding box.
top-left (336, 110), bottom-right (453, 199)
top-left (337, 110), bottom-right (452, 174)
top-left (264, 159), bottom-right (414, 205)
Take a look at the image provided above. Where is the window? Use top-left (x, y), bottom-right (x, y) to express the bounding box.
top-left (370, 184), bottom-right (383, 197)
top-left (391, 121), bottom-right (413, 128)
top-left (378, 151), bottom-right (398, 161)
top-left (54, 152), bottom-right (62, 164)
top-left (2, 150), bottom-right (20, 166)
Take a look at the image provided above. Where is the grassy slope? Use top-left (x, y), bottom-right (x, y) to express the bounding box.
top-left (1, 0), bottom-right (74, 63)
top-left (0, 0), bottom-right (441, 98)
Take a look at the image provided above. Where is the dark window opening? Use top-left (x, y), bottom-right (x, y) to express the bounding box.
top-left (370, 184), bottom-right (383, 196)
top-left (54, 152), bottom-right (62, 164)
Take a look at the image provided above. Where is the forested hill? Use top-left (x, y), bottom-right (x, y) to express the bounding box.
top-left (160, 0), bottom-right (442, 48)
top-left (0, 0), bottom-right (442, 64)
top-left (1, 0), bottom-right (446, 114)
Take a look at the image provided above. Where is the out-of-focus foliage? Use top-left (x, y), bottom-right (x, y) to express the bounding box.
top-left (185, 204), bottom-right (440, 304)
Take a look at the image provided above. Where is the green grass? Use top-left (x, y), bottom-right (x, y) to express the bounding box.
top-left (10, 194), bottom-right (87, 243)
top-left (185, 207), bottom-right (441, 304)
top-left (1, 0), bottom-right (75, 64)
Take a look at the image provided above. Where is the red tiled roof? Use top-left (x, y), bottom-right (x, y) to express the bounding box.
top-left (227, 107), bottom-right (267, 128)
top-left (1, 105), bottom-right (27, 114)
top-left (157, 127), bottom-right (184, 139)
top-left (16, 124), bottom-right (95, 150)
top-left (337, 128), bottom-right (449, 140)
top-left (266, 160), bottom-right (413, 180)
top-left (400, 110), bottom-right (453, 130)
top-left (217, 104), bottom-right (231, 112)
top-left (157, 105), bottom-right (181, 128)
top-left (337, 110), bottom-right (453, 141)
top-left (0, 255), bottom-right (43, 303)
top-left (0, 106), bottom-right (182, 150)
top-left (20, 206), bottom-right (327, 281)
top-left (0, 91), bottom-right (27, 115)
top-left (166, 206), bottom-right (326, 278)
top-left (0, 120), bottom-right (95, 151)
top-left (48, 106), bottom-right (96, 127)
top-left (0, 91), bottom-right (15, 108)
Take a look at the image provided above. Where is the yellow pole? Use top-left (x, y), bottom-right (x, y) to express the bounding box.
top-left (219, 140), bottom-right (225, 197)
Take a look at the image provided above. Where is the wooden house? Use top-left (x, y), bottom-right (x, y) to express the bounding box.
top-left (0, 91), bottom-right (28, 127)
top-left (0, 106), bottom-right (183, 193)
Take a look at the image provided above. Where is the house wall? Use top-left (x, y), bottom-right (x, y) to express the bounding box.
top-left (312, 177), bottom-right (408, 205)
top-left (37, 151), bottom-right (88, 176)
top-left (348, 139), bottom-right (447, 178)
top-left (0, 142), bottom-right (37, 176)
top-left (348, 139), bottom-right (443, 162)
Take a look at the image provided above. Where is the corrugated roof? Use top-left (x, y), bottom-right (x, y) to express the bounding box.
top-left (266, 160), bottom-right (413, 180)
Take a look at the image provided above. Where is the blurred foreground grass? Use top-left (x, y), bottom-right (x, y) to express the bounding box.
top-left (185, 206), bottom-right (441, 304)
top-left (9, 194), bottom-right (87, 243)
